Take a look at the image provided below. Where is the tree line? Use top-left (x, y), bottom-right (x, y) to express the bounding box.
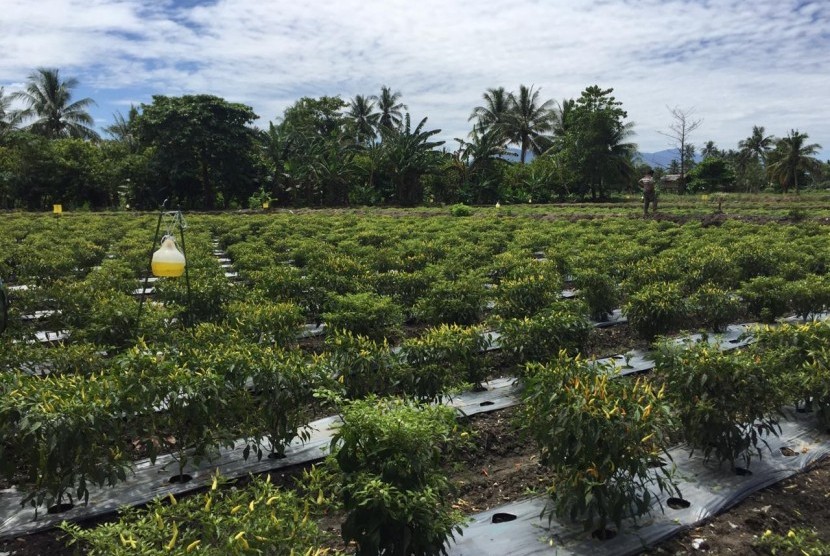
top-left (0, 68), bottom-right (826, 210)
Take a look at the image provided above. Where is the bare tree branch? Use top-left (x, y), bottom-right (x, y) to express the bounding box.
top-left (658, 106), bottom-right (703, 193)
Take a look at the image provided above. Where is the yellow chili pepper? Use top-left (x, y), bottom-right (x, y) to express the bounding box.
top-left (165, 522), bottom-right (178, 551)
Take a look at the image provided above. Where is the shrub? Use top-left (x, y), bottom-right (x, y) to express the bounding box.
top-left (401, 324), bottom-right (491, 393)
top-left (225, 299), bottom-right (304, 346)
top-left (574, 270), bottom-right (620, 321)
top-left (118, 344), bottom-right (243, 481)
top-left (620, 257), bottom-right (683, 297)
top-left (690, 283), bottom-right (742, 332)
top-left (740, 276), bottom-right (790, 323)
top-left (71, 290), bottom-right (171, 349)
top-left (682, 246), bottom-right (740, 291)
top-left (0, 341), bottom-right (108, 377)
top-left (0, 371), bottom-right (130, 510)
top-left (655, 340), bottom-right (788, 468)
top-left (787, 274), bottom-right (830, 321)
top-left (324, 330), bottom-right (403, 399)
top-left (60, 474), bottom-right (332, 555)
top-left (450, 203), bottom-right (473, 217)
top-left (733, 242), bottom-right (783, 281)
top-left (155, 264), bottom-right (237, 325)
top-left (520, 353), bottom-right (678, 532)
top-left (485, 250), bottom-right (536, 284)
top-left (624, 282), bottom-right (689, 341)
top-left (248, 265), bottom-right (307, 303)
top-left (248, 348), bottom-right (322, 458)
top-left (323, 292), bottom-right (404, 342)
top-left (369, 269), bottom-right (433, 313)
top-left (414, 274), bottom-right (487, 325)
top-left (495, 302), bottom-right (591, 365)
top-left (331, 397), bottom-right (466, 555)
top-left (753, 322), bottom-right (830, 430)
top-left (493, 272), bottom-right (562, 319)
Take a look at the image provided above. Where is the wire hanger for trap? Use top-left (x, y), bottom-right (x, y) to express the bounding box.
top-left (161, 210), bottom-right (187, 239)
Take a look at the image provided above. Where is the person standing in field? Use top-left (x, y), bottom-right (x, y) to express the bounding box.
top-left (639, 169), bottom-right (657, 216)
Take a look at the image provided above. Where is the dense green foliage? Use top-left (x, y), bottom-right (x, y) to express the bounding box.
top-left (521, 353), bottom-right (678, 531)
top-left (655, 341), bottom-right (788, 468)
top-left (60, 475), bottom-right (334, 555)
top-left (331, 397), bottom-right (465, 556)
top-left (3, 201), bottom-right (830, 543)
top-left (2, 69), bottom-right (825, 210)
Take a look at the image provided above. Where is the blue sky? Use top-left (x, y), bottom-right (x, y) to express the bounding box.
top-left (2, 0), bottom-right (828, 159)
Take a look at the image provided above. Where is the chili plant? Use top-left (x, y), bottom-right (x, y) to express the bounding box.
top-left (225, 298), bottom-right (304, 346)
top-left (690, 283), bottom-right (742, 332)
top-left (655, 340), bottom-right (788, 469)
top-left (574, 269), bottom-right (620, 322)
top-left (0, 371), bottom-right (131, 511)
top-left (753, 322), bottom-right (830, 429)
top-left (494, 302), bottom-right (592, 365)
top-left (413, 273), bottom-right (487, 325)
top-left (323, 292), bottom-right (405, 342)
top-left (401, 324), bottom-right (491, 393)
top-left (118, 345), bottom-right (243, 481)
top-left (331, 397), bottom-right (466, 556)
top-left (324, 329), bottom-right (403, 399)
top-left (624, 282), bottom-right (689, 341)
top-left (520, 353), bottom-right (679, 532)
top-left (248, 348), bottom-right (323, 459)
top-left (61, 474), bottom-right (332, 555)
top-left (492, 270), bottom-right (562, 319)
top-left (740, 276), bottom-right (791, 323)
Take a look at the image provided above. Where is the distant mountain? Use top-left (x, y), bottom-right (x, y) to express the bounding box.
top-left (637, 149), bottom-right (702, 170)
top-left (500, 147), bottom-right (702, 168)
top-left (503, 147), bottom-right (530, 163)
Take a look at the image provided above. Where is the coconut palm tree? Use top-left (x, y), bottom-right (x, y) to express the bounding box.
top-left (12, 68), bottom-right (99, 140)
top-left (766, 130), bottom-right (821, 193)
top-left (738, 125), bottom-right (774, 167)
top-left (455, 123), bottom-right (512, 203)
top-left (104, 105), bottom-right (139, 152)
top-left (504, 85), bottom-right (555, 164)
top-left (468, 87), bottom-right (511, 140)
top-left (551, 98), bottom-right (576, 138)
top-left (0, 87), bottom-right (15, 137)
top-left (701, 141), bottom-right (721, 159)
top-left (373, 86), bottom-right (407, 131)
top-left (346, 94), bottom-right (379, 145)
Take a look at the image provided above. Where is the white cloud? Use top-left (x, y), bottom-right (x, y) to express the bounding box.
top-left (1, 0), bottom-right (827, 157)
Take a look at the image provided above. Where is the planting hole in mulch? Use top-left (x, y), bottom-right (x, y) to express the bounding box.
top-left (47, 503), bottom-right (74, 514)
top-left (268, 452), bottom-right (287, 460)
top-left (592, 528), bottom-right (618, 540)
top-left (667, 497), bottom-right (691, 510)
top-left (733, 467), bottom-right (753, 476)
top-left (168, 474), bottom-right (193, 484)
top-left (480, 401), bottom-right (495, 407)
top-left (780, 446), bottom-right (797, 457)
top-left (491, 512), bottom-right (517, 523)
